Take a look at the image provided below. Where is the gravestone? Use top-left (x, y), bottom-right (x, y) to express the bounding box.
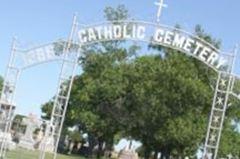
top-left (118, 146), bottom-right (139, 159)
top-left (0, 101), bottom-right (16, 131)
top-left (0, 102), bottom-right (16, 150)
top-left (39, 135), bottom-right (54, 153)
top-left (38, 123), bottom-right (55, 153)
top-left (19, 114), bottom-right (41, 150)
top-left (0, 111), bottom-right (6, 131)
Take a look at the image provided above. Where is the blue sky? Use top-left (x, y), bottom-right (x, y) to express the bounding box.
top-left (0, 0), bottom-right (240, 117)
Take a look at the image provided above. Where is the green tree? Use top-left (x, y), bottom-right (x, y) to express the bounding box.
top-left (139, 25), bottom-right (240, 158)
top-left (41, 4), bottom-right (139, 157)
top-left (122, 53), bottom-right (212, 158)
top-left (0, 76), bottom-right (3, 92)
top-left (41, 100), bottom-right (54, 120)
top-left (40, 5), bottom-right (240, 159)
top-left (218, 79), bottom-right (240, 158)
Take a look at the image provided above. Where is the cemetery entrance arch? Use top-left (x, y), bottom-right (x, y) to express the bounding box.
top-left (0, 11), bottom-right (240, 159)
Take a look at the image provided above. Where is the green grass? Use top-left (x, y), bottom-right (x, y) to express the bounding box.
top-left (5, 148), bottom-right (83, 159)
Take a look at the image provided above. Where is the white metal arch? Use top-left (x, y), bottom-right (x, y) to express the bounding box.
top-left (17, 20), bottom-right (232, 72)
top-left (0, 17), bottom-right (239, 159)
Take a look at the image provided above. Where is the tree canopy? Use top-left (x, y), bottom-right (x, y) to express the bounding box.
top-left (0, 76), bottom-right (3, 92)
top-left (41, 5), bottom-right (240, 159)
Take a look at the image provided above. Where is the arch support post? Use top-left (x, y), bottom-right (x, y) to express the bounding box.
top-left (39, 15), bottom-right (80, 159)
top-left (0, 37), bottom-right (21, 159)
top-left (203, 47), bottom-right (238, 159)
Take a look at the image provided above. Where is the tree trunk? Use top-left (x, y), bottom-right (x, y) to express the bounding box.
top-left (105, 136), bottom-right (114, 152)
top-left (97, 137), bottom-right (104, 159)
top-left (88, 134), bottom-right (96, 158)
top-left (160, 148), bottom-right (170, 159)
top-left (144, 148), bottom-right (151, 159)
top-left (153, 150), bottom-right (159, 159)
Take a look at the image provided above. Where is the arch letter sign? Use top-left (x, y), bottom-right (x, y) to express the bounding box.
top-left (0, 1), bottom-right (239, 159)
top-left (77, 21), bottom-right (226, 71)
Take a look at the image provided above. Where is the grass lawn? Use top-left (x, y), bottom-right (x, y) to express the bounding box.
top-left (5, 148), bottom-right (83, 159)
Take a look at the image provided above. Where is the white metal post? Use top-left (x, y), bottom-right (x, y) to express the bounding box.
top-left (203, 46), bottom-right (238, 159)
top-left (0, 37), bottom-right (21, 158)
top-left (39, 14), bottom-right (80, 159)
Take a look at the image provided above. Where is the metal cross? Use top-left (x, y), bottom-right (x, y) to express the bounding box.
top-left (220, 79), bottom-right (227, 87)
top-left (210, 134), bottom-right (216, 142)
top-left (217, 97), bottom-right (224, 105)
top-left (213, 116), bottom-right (220, 123)
top-left (155, 0), bottom-right (167, 23)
